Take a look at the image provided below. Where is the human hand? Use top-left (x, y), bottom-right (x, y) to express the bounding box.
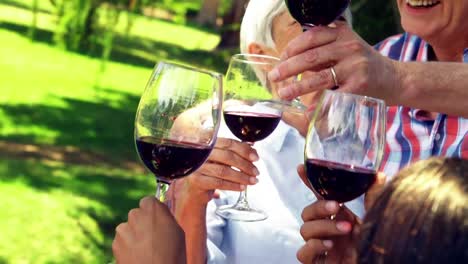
top-left (296, 165), bottom-right (358, 264)
top-left (268, 21), bottom-right (400, 105)
top-left (168, 137), bottom-right (260, 208)
top-left (112, 196), bottom-right (186, 264)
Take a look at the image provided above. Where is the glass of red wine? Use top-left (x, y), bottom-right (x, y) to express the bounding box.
top-left (134, 61), bottom-right (223, 201)
top-left (285, 0), bottom-right (351, 29)
top-left (304, 89), bottom-right (385, 207)
top-left (215, 54), bottom-right (298, 222)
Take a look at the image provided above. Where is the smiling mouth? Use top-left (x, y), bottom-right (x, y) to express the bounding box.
top-left (406, 0), bottom-right (441, 8)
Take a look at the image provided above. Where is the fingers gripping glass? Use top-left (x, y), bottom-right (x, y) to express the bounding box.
top-left (304, 90), bottom-right (386, 206)
top-left (215, 54), bottom-right (299, 222)
top-left (134, 61), bottom-right (223, 201)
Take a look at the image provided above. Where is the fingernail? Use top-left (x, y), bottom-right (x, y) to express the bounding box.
top-left (249, 153), bottom-right (259, 161)
top-left (325, 201), bottom-right (338, 212)
top-left (336, 221), bottom-right (352, 233)
top-left (322, 240), bottom-right (333, 249)
top-left (268, 68), bottom-right (280, 81)
top-left (278, 88), bottom-right (292, 99)
top-left (240, 185), bottom-right (246, 190)
top-left (249, 177), bottom-right (258, 184)
top-left (252, 167), bottom-right (260, 176)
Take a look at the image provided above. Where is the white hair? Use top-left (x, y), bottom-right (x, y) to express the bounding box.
top-left (240, 0), bottom-right (353, 53)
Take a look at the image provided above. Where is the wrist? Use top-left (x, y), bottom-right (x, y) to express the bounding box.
top-left (386, 59), bottom-right (405, 106)
top-left (394, 62), bottom-right (420, 107)
top-left (172, 182), bottom-right (210, 219)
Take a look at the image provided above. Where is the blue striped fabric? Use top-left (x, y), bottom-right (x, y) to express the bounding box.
top-left (375, 33), bottom-right (468, 178)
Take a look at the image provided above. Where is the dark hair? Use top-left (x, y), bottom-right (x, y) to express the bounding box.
top-left (358, 157), bottom-right (468, 264)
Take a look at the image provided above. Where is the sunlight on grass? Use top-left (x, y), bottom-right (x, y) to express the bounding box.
top-left (0, 0), bottom-right (226, 262)
top-left (0, 29), bottom-right (150, 104)
top-left (0, 159), bottom-right (153, 263)
top-left (0, 4), bottom-right (56, 31)
top-left (125, 16), bottom-right (220, 50)
top-left (0, 182), bottom-right (107, 263)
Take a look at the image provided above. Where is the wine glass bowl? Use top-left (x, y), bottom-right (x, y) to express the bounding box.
top-left (134, 61), bottom-right (223, 199)
top-left (304, 90), bottom-right (386, 204)
top-left (285, 0), bottom-right (351, 27)
top-left (215, 54), bottom-right (296, 222)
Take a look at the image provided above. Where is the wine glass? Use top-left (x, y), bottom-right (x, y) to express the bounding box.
top-left (215, 54), bottom-right (299, 222)
top-left (134, 61), bottom-right (223, 201)
top-left (304, 89), bottom-right (385, 207)
top-left (285, 0), bottom-right (351, 30)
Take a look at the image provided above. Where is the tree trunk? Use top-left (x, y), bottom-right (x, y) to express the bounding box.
top-left (81, 3), bottom-right (98, 48)
top-left (28, 0), bottom-right (39, 40)
top-left (195, 0), bottom-right (220, 27)
top-left (216, 0), bottom-right (248, 49)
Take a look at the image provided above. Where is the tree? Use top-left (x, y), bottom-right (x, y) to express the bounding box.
top-left (351, 0), bottom-right (402, 45)
top-left (195, 0), bottom-right (220, 27)
top-left (216, 0), bottom-right (248, 49)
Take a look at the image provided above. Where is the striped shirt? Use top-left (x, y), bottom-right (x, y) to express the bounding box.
top-left (375, 33), bottom-right (468, 177)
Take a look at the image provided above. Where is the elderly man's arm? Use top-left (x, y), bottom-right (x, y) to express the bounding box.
top-left (394, 61), bottom-right (468, 118)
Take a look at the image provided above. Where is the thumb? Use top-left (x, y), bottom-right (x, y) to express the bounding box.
top-left (365, 172), bottom-right (386, 210)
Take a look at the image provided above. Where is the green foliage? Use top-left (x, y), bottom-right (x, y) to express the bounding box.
top-left (351, 0), bottom-right (402, 45)
top-left (53, 0), bottom-right (98, 50)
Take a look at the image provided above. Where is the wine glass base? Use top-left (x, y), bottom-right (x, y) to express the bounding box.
top-left (216, 204), bottom-right (267, 222)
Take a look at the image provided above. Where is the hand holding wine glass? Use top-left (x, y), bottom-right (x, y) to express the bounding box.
top-left (215, 54), bottom-right (299, 222)
top-left (112, 196), bottom-right (186, 264)
top-left (134, 61), bottom-right (223, 201)
top-left (301, 89), bottom-right (385, 263)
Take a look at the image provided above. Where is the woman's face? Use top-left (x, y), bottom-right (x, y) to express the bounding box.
top-left (397, 0), bottom-right (468, 47)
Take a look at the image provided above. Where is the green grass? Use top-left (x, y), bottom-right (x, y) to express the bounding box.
top-left (0, 0), bottom-right (233, 262)
top-left (0, 159), bottom-right (153, 263)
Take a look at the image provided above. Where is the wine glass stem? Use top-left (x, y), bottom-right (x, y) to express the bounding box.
top-left (234, 141), bottom-right (254, 208)
top-left (301, 23), bottom-right (314, 31)
top-left (329, 203), bottom-right (344, 220)
top-left (236, 188), bottom-right (249, 207)
top-left (155, 180), bottom-right (168, 202)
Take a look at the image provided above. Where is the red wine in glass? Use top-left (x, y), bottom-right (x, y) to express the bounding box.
top-left (223, 111), bottom-right (282, 143)
top-left (305, 159), bottom-right (376, 203)
top-left (136, 136), bottom-right (213, 184)
top-left (134, 61), bottom-right (222, 201)
top-left (285, 0), bottom-right (350, 28)
top-left (215, 54), bottom-right (287, 222)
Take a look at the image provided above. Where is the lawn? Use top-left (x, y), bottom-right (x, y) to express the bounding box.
top-left (0, 1), bottom-right (233, 262)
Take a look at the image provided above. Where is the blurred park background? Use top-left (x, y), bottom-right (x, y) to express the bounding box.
top-left (0, 0), bottom-right (400, 262)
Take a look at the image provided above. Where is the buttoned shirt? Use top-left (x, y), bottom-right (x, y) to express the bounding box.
top-left (376, 33), bottom-right (468, 177)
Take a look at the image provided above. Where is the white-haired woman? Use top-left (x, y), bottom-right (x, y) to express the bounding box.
top-left (166, 1), bottom-right (359, 264)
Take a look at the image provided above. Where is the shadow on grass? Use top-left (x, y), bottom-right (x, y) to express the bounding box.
top-left (0, 88), bottom-right (156, 261)
top-left (0, 158), bottom-right (153, 261)
top-left (0, 88), bottom-right (139, 162)
top-left (0, 21), bottom-right (233, 72)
